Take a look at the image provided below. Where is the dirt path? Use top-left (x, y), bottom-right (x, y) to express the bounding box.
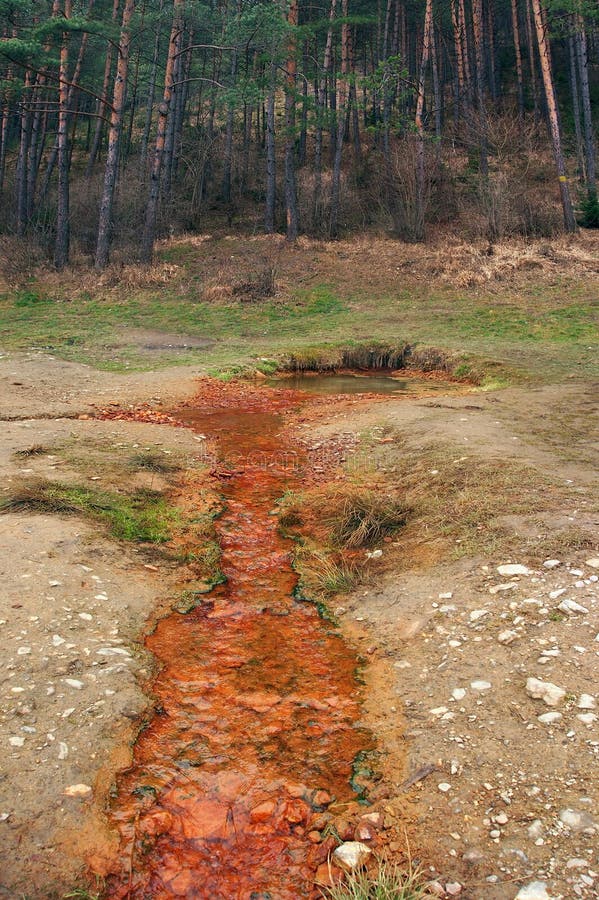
top-left (0, 352), bottom-right (597, 899)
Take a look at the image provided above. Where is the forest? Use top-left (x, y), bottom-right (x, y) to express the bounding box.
top-left (0, 0), bottom-right (597, 270)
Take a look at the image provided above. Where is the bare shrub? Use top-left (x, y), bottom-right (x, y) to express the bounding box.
top-left (369, 138), bottom-right (437, 241)
top-left (232, 262), bottom-right (277, 301)
top-left (0, 235), bottom-right (47, 284)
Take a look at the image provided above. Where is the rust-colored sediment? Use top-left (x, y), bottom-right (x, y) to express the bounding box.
top-left (104, 384), bottom-right (370, 899)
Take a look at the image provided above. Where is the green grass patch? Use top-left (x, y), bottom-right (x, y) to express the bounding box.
top-left (0, 479), bottom-right (180, 543)
top-left (0, 249), bottom-right (597, 382)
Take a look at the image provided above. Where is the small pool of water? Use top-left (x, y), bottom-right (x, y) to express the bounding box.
top-left (267, 372), bottom-right (458, 395)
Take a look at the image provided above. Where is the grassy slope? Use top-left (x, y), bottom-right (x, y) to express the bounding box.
top-left (0, 235), bottom-right (597, 382)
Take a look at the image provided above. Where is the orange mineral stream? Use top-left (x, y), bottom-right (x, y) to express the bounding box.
top-left (104, 386), bottom-right (370, 899)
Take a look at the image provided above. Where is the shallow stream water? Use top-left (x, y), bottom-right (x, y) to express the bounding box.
top-left (105, 386), bottom-right (369, 899)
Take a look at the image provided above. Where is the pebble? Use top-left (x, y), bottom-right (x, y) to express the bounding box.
top-left (64, 678), bottom-right (84, 690)
top-left (438, 783), bottom-right (451, 792)
top-left (527, 820), bottom-right (543, 839)
top-left (452, 688), bottom-right (467, 701)
top-left (498, 629), bottom-right (518, 644)
top-left (526, 677), bottom-right (566, 707)
top-left (469, 609), bottom-right (488, 622)
top-left (332, 841), bottom-right (371, 871)
top-left (470, 680), bottom-right (491, 691)
top-left (577, 694), bottom-right (596, 710)
top-left (9, 736), bottom-right (25, 747)
top-left (64, 784), bottom-right (92, 798)
top-left (497, 564), bottom-right (530, 576)
top-left (445, 883), bottom-right (462, 896)
top-left (538, 712), bottom-right (562, 724)
top-left (543, 560), bottom-right (561, 568)
top-left (559, 809), bottom-right (595, 832)
top-left (515, 882), bottom-right (550, 900)
top-left (577, 713), bottom-right (597, 725)
top-left (557, 599), bottom-right (588, 615)
top-left (585, 558), bottom-right (599, 568)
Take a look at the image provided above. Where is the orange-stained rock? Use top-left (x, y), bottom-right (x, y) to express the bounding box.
top-left (312, 789), bottom-right (332, 808)
top-left (315, 862), bottom-right (344, 887)
top-left (283, 799), bottom-right (310, 825)
top-left (354, 823), bottom-right (373, 841)
top-left (249, 799), bottom-right (277, 823)
top-left (139, 810), bottom-right (174, 838)
top-left (167, 869), bottom-right (196, 896)
top-left (307, 830), bottom-right (322, 843)
top-left (237, 691), bottom-right (282, 712)
top-left (285, 782), bottom-right (307, 799)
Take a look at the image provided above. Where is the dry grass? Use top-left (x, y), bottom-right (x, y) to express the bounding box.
top-left (321, 857), bottom-right (437, 900)
top-left (325, 490), bottom-right (409, 549)
top-left (13, 444), bottom-right (53, 458)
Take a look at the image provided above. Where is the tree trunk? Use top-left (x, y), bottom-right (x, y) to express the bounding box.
top-left (94, 0), bottom-right (136, 270)
top-left (313, 0), bottom-right (336, 224)
top-left (140, 0), bottom-right (184, 263)
top-left (414, 0), bottom-right (433, 242)
top-left (511, 0), bottom-right (525, 120)
top-left (284, 0), bottom-right (299, 240)
top-left (530, 0), bottom-right (577, 232)
top-left (86, 0), bottom-right (120, 176)
top-left (139, 0), bottom-right (164, 175)
top-left (525, 0), bottom-right (539, 120)
top-left (575, 13), bottom-right (596, 195)
top-left (471, 0), bottom-right (489, 176)
top-left (569, 33), bottom-right (585, 180)
top-left (54, 0), bottom-right (72, 270)
top-left (330, 0), bottom-right (349, 239)
top-left (265, 61), bottom-right (276, 233)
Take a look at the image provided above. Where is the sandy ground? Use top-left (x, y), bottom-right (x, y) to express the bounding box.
top-left (0, 349), bottom-right (597, 899)
top-left (302, 385), bottom-right (598, 899)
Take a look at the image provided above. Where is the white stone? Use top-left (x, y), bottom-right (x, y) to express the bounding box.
top-left (578, 694), bottom-right (596, 710)
top-left (543, 560), bottom-right (561, 568)
top-left (585, 558), bottom-right (599, 569)
top-left (560, 809), bottom-right (595, 832)
top-left (527, 820), bottom-right (543, 840)
top-left (438, 783), bottom-right (451, 792)
top-left (566, 859), bottom-right (588, 869)
top-left (526, 677), bottom-right (566, 707)
top-left (495, 812), bottom-right (508, 825)
top-left (515, 882), bottom-right (550, 900)
top-left (64, 678), bottom-right (84, 690)
top-left (497, 564), bottom-right (530, 576)
top-left (445, 884), bottom-right (462, 896)
top-left (439, 592), bottom-right (453, 599)
top-left (52, 635), bottom-right (65, 646)
top-left (64, 784), bottom-right (92, 798)
top-left (9, 737), bottom-right (25, 747)
top-left (558, 599), bottom-right (589, 615)
top-left (490, 582), bottom-right (517, 594)
top-left (471, 680), bottom-right (492, 691)
top-left (538, 712), bottom-right (562, 724)
top-left (577, 713), bottom-right (597, 725)
top-left (469, 609), bottom-right (488, 622)
top-left (332, 841), bottom-right (372, 871)
top-left (452, 688), bottom-right (467, 701)
top-left (498, 629), bottom-right (518, 645)
top-left (549, 589), bottom-right (566, 600)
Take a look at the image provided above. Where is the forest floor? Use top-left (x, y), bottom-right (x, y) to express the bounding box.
top-left (0, 232), bottom-right (597, 900)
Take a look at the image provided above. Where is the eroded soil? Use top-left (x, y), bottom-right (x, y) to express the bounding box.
top-left (0, 350), bottom-right (597, 899)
